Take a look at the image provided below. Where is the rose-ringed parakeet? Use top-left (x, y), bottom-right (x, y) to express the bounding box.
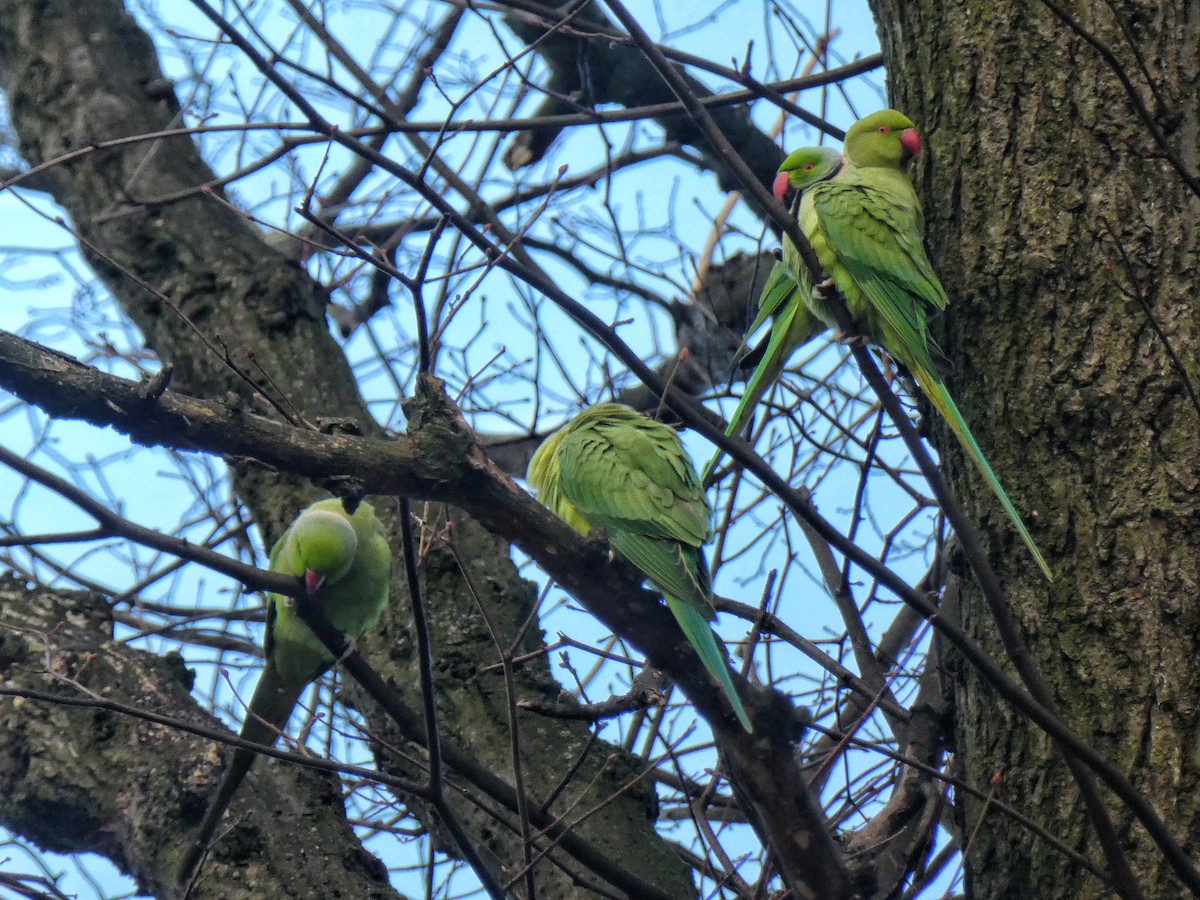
top-left (527, 403), bottom-right (753, 732)
top-left (791, 109), bottom-right (1052, 581)
top-left (704, 146), bottom-right (843, 481)
top-left (179, 498), bottom-right (393, 882)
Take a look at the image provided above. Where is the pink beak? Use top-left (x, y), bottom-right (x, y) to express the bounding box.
top-left (900, 128), bottom-right (922, 156)
top-left (304, 569), bottom-right (325, 594)
top-left (772, 171), bottom-right (792, 201)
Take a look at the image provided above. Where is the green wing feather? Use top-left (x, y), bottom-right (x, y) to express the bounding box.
top-left (558, 410), bottom-right (710, 544)
top-left (746, 259), bottom-right (803, 338)
top-left (807, 169), bottom-right (950, 377)
top-left (558, 408), bottom-right (711, 607)
top-left (180, 499), bottom-right (393, 883)
top-left (530, 404), bottom-right (753, 731)
top-left (813, 175), bottom-right (946, 312)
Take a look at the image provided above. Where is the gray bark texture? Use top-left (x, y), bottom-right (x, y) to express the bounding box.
top-left (869, 0), bottom-right (1200, 896)
top-left (0, 576), bottom-right (397, 899)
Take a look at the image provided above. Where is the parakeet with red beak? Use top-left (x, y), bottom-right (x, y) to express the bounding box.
top-left (795, 109), bottom-right (1052, 580)
top-left (180, 498), bottom-right (393, 881)
top-left (704, 145), bottom-right (843, 480)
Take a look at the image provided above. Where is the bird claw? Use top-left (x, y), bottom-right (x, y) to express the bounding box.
top-left (336, 634), bottom-right (358, 664)
top-left (595, 536), bottom-right (619, 566)
top-left (834, 332), bottom-right (870, 348)
top-left (810, 278), bottom-right (837, 303)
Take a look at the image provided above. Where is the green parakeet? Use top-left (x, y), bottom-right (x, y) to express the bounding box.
top-left (527, 403), bottom-right (753, 732)
top-left (704, 146), bottom-right (843, 480)
top-left (791, 109), bottom-right (1052, 581)
top-left (179, 498), bottom-right (393, 881)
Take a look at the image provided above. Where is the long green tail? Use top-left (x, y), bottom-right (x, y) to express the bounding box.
top-left (701, 309), bottom-right (793, 482)
top-left (703, 266), bottom-right (821, 482)
top-left (178, 665), bottom-right (304, 884)
top-left (912, 367), bottom-right (1053, 582)
top-left (665, 596), bottom-right (753, 732)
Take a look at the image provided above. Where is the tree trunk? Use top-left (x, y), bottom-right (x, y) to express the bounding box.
top-left (871, 1), bottom-right (1200, 895)
top-left (0, 576), bottom-right (400, 900)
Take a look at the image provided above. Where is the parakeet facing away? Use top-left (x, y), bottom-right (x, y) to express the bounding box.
top-left (793, 109), bottom-right (1052, 581)
top-left (704, 145), bottom-right (843, 481)
top-left (179, 498), bottom-right (393, 882)
top-left (527, 404), bottom-right (753, 732)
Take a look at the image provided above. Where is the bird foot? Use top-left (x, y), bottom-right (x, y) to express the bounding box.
top-left (578, 526), bottom-right (617, 567)
top-left (811, 278), bottom-right (837, 303)
top-left (834, 332), bottom-right (870, 348)
top-left (336, 634), bottom-right (358, 665)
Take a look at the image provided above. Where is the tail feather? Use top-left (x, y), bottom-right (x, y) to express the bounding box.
top-left (704, 279), bottom-right (819, 482)
top-left (665, 596), bottom-right (753, 732)
top-left (178, 666), bottom-right (305, 884)
top-left (912, 367), bottom-right (1053, 582)
top-left (702, 304), bottom-right (796, 482)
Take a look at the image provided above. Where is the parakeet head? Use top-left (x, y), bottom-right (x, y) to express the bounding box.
top-left (772, 145), bottom-right (843, 201)
top-left (285, 508), bottom-right (358, 593)
top-left (842, 109), bottom-right (921, 168)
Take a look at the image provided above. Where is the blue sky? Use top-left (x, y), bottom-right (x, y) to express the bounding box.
top-left (0, 2), bottom-right (971, 897)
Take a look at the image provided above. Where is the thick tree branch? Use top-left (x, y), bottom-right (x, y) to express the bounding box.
top-left (0, 576), bottom-right (398, 900)
top-left (0, 1), bottom-right (696, 895)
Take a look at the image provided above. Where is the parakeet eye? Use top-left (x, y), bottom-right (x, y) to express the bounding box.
top-left (877, 125), bottom-right (889, 134)
top-left (802, 163), bottom-right (815, 171)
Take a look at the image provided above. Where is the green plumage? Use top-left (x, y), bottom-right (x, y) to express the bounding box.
top-left (793, 109), bottom-right (1052, 581)
top-left (704, 146), bottom-right (843, 481)
top-left (527, 404), bottom-right (753, 732)
top-left (179, 498), bottom-right (393, 882)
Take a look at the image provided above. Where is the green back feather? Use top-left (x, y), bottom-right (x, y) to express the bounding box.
top-left (553, 405), bottom-right (711, 609)
top-left (528, 404), bottom-right (753, 731)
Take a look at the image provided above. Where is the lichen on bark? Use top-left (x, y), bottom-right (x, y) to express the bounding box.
top-left (870, 0), bottom-right (1200, 895)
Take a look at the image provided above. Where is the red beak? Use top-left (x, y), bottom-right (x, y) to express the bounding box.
top-left (304, 569), bottom-right (325, 594)
top-left (772, 171), bottom-right (792, 201)
top-left (900, 128), bottom-right (922, 157)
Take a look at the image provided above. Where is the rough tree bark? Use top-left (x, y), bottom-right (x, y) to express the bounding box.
top-left (871, 0), bottom-right (1200, 895)
top-left (0, 576), bottom-right (397, 899)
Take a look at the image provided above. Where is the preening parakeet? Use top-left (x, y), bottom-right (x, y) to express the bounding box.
top-left (527, 404), bottom-right (753, 732)
top-left (792, 109), bottom-right (1052, 581)
top-left (179, 498), bottom-right (393, 882)
top-left (704, 146), bottom-right (843, 480)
